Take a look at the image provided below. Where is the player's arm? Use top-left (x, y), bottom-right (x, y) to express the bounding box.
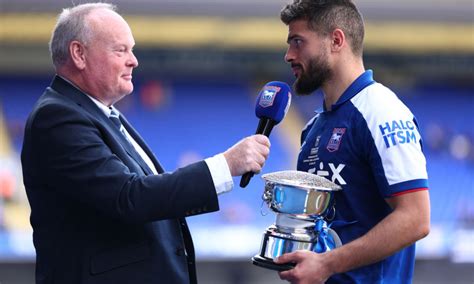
top-left (327, 190), bottom-right (430, 272)
top-left (276, 190), bottom-right (430, 283)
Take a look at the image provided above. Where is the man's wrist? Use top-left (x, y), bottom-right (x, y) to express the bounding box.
top-left (321, 249), bottom-right (342, 276)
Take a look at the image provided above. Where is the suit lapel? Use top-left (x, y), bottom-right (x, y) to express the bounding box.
top-left (120, 116), bottom-right (165, 174)
top-left (50, 75), bottom-right (160, 176)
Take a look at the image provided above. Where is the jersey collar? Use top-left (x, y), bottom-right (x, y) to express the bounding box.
top-left (323, 69), bottom-right (375, 112)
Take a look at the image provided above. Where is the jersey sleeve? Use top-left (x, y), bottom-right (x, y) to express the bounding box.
top-left (351, 84), bottom-right (429, 197)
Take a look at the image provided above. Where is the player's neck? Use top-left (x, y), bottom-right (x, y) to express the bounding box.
top-left (323, 61), bottom-right (365, 111)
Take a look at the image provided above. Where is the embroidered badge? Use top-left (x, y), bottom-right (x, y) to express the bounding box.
top-left (326, 128), bottom-right (346, 152)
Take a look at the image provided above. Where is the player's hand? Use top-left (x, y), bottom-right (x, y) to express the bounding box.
top-left (275, 250), bottom-right (333, 284)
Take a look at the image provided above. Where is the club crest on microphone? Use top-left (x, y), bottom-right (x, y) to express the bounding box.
top-left (259, 86), bottom-right (281, 108)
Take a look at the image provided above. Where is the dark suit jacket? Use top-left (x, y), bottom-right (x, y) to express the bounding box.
top-left (21, 76), bottom-right (219, 284)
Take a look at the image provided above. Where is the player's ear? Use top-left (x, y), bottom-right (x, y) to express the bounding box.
top-left (330, 28), bottom-right (345, 52)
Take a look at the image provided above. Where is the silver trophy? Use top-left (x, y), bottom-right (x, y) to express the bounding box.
top-left (252, 170), bottom-right (343, 271)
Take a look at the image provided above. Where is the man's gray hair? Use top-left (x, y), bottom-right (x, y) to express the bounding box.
top-left (49, 2), bottom-right (117, 67)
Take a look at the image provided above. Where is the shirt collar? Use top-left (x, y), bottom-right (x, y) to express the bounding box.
top-left (86, 93), bottom-right (116, 117)
top-left (322, 69), bottom-right (375, 112)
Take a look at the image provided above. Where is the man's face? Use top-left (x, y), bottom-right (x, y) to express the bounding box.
top-left (81, 9), bottom-right (138, 106)
top-left (285, 19), bottom-right (332, 95)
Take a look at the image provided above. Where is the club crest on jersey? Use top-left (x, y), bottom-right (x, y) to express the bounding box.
top-left (327, 128), bottom-right (346, 152)
top-left (258, 86), bottom-right (281, 108)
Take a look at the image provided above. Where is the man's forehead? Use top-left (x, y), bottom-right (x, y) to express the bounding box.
top-left (289, 19), bottom-right (313, 31)
top-left (288, 19), bottom-right (314, 37)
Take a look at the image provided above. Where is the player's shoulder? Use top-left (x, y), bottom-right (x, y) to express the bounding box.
top-left (350, 82), bottom-right (413, 122)
top-left (302, 113), bottom-right (319, 133)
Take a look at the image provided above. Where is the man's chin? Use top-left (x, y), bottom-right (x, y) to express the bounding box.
top-left (294, 81), bottom-right (317, 96)
top-left (122, 84), bottom-right (134, 95)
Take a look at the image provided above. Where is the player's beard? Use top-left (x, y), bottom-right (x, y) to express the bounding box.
top-left (293, 51), bottom-right (332, 96)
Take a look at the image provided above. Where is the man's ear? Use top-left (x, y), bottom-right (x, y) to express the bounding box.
top-left (69, 40), bottom-right (86, 70)
top-left (331, 28), bottom-right (345, 52)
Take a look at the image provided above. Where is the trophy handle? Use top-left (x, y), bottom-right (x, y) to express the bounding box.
top-left (327, 227), bottom-right (342, 248)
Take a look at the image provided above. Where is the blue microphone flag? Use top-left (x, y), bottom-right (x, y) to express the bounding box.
top-left (240, 81), bottom-right (292, 188)
top-left (255, 81), bottom-right (292, 124)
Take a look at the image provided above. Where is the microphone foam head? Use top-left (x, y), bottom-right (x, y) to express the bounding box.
top-left (255, 81), bottom-right (292, 124)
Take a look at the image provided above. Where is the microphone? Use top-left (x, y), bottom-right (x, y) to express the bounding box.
top-left (240, 81), bottom-right (292, 188)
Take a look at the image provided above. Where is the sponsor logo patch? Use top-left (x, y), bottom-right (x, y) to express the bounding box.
top-left (378, 120), bottom-right (417, 148)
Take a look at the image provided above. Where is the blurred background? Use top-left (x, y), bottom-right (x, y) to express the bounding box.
top-left (0, 0), bottom-right (473, 283)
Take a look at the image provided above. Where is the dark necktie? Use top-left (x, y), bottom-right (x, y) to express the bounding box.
top-left (109, 109), bottom-right (128, 138)
top-left (109, 108), bottom-right (153, 175)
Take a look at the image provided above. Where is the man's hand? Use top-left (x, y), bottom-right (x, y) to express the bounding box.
top-left (223, 134), bottom-right (270, 176)
top-left (275, 251), bottom-right (333, 284)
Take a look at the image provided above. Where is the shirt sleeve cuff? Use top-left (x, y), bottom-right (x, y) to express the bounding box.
top-left (205, 153), bottom-right (233, 195)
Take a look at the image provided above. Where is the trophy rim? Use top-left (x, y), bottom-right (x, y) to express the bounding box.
top-left (262, 170), bottom-right (342, 192)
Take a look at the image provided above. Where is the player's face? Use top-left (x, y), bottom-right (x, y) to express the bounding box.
top-left (81, 9), bottom-right (139, 106)
top-left (285, 19), bottom-right (333, 95)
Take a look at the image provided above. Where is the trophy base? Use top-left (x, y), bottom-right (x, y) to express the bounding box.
top-left (252, 255), bottom-right (295, 271)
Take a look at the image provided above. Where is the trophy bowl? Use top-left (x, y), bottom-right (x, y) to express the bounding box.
top-left (252, 171), bottom-right (342, 271)
top-left (262, 170), bottom-right (341, 217)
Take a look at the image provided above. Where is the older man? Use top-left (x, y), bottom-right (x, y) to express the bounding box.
top-left (21, 3), bottom-right (270, 284)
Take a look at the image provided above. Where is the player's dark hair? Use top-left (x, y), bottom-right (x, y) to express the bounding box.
top-left (281, 0), bottom-right (365, 56)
